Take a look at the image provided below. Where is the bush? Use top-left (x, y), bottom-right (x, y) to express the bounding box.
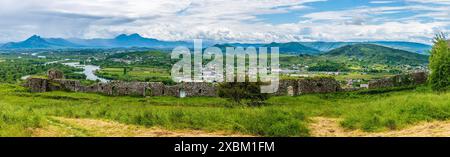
top-left (217, 82), bottom-right (270, 106)
top-left (429, 33), bottom-right (450, 92)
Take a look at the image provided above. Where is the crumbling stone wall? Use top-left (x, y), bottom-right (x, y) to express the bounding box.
top-left (23, 70), bottom-right (218, 97)
top-left (368, 72), bottom-right (427, 89)
top-left (275, 80), bottom-right (298, 96)
top-left (275, 78), bottom-right (342, 96)
top-left (48, 79), bottom-right (81, 91)
top-left (108, 81), bottom-right (149, 96)
top-left (179, 82), bottom-right (217, 97)
top-left (298, 78), bottom-right (342, 94)
top-left (24, 70), bottom-right (428, 98)
top-left (25, 78), bottom-right (48, 92)
top-left (24, 72), bottom-right (341, 97)
top-left (146, 82), bottom-right (165, 96)
top-left (47, 69), bottom-right (65, 80)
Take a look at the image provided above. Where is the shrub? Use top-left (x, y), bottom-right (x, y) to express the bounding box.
top-left (429, 33), bottom-right (450, 92)
top-left (217, 82), bottom-right (270, 106)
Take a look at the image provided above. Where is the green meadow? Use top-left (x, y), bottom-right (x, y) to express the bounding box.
top-left (0, 83), bottom-right (448, 137)
top-left (96, 67), bottom-right (172, 82)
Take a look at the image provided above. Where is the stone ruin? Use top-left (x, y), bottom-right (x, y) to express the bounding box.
top-left (368, 72), bottom-right (428, 89)
top-left (24, 77), bottom-right (217, 98)
top-left (47, 69), bottom-right (65, 80)
top-left (23, 70), bottom-right (428, 97)
top-left (274, 77), bottom-right (342, 96)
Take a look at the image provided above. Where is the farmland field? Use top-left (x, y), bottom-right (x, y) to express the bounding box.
top-left (96, 67), bottom-right (171, 82)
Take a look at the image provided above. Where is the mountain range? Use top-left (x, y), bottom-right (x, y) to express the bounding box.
top-left (0, 34), bottom-right (432, 55)
top-left (300, 41), bottom-right (431, 55)
top-left (212, 42), bottom-right (321, 55)
top-left (0, 34), bottom-right (192, 49)
top-left (0, 35), bottom-right (82, 49)
top-left (322, 44), bottom-right (429, 65)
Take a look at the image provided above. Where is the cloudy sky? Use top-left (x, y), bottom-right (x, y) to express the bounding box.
top-left (0, 0), bottom-right (449, 44)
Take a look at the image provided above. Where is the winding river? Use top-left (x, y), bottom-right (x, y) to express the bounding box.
top-left (62, 62), bottom-right (109, 83)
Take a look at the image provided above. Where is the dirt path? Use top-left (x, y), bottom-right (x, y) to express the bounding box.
top-left (33, 116), bottom-right (450, 137)
top-left (32, 117), bottom-right (252, 137)
top-left (310, 117), bottom-right (450, 137)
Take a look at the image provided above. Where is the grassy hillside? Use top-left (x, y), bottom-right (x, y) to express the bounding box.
top-left (0, 83), bottom-right (449, 137)
top-left (300, 41), bottom-right (431, 54)
top-left (323, 44), bottom-right (429, 65)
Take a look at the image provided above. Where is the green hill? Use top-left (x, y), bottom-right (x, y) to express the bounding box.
top-left (300, 41), bottom-right (431, 55)
top-left (322, 44), bottom-right (429, 65)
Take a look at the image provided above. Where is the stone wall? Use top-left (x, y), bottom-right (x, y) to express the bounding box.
top-left (298, 78), bottom-right (342, 94)
top-left (47, 69), bottom-right (65, 80)
top-left (24, 70), bottom-right (428, 97)
top-left (25, 77), bottom-right (342, 97)
top-left (24, 77), bottom-right (217, 97)
top-left (275, 80), bottom-right (298, 96)
top-left (368, 72), bottom-right (428, 89)
top-left (25, 78), bottom-right (48, 92)
top-left (274, 78), bottom-right (342, 96)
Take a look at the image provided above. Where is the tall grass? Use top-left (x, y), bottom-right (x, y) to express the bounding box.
top-left (0, 83), bottom-right (449, 136)
top-left (340, 91), bottom-right (450, 131)
top-left (0, 103), bottom-right (45, 136)
top-left (0, 84), bottom-right (309, 136)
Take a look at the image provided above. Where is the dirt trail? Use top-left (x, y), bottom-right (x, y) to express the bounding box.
top-left (310, 117), bottom-right (450, 137)
top-left (32, 117), bottom-right (252, 137)
top-left (33, 116), bottom-right (450, 137)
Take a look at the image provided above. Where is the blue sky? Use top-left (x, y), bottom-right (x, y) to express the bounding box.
top-left (0, 0), bottom-right (449, 44)
top-left (259, 0), bottom-right (444, 25)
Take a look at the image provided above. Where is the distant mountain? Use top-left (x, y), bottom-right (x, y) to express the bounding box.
top-left (1, 34), bottom-right (192, 49)
top-left (212, 43), bottom-right (262, 49)
top-left (370, 41), bottom-right (432, 55)
top-left (1, 35), bottom-right (59, 49)
top-left (212, 42), bottom-right (320, 55)
top-left (67, 33), bottom-right (192, 49)
top-left (300, 42), bottom-right (352, 52)
top-left (44, 38), bottom-right (84, 47)
top-left (213, 41), bottom-right (430, 55)
top-left (322, 44), bottom-right (429, 65)
top-left (0, 34), bottom-right (432, 55)
top-left (263, 42), bottom-right (320, 54)
top-left (300, 41), bottom-right (431, 55)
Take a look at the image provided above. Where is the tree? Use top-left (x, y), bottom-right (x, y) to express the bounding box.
top-left (429, 33), bottom-right (450, 92)
top-left (123, 67), bottom-right (130, 75)
top-left (217, 82), bottom-right (270, 106)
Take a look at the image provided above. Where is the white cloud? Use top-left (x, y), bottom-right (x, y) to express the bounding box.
top-left (0, 0), bottom-right (324, 42)
top-left (0, 0), bottom-right (448, 44)
top-left (301, 4), bottom-right (450, 44)
top-left (406, 0), bottom-right (450, 5)
top-left (370, 1), bottom-right (395, 4)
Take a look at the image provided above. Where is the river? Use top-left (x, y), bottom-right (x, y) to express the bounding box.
top-left (62, 62), bottom-right (109, 83)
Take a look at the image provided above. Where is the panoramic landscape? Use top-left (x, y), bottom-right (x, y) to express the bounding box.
top-left (0, 0), bottom-right (449, 138)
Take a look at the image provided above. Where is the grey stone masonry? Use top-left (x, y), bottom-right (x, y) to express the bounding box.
top-left (24, 70), bottom-right (428, 97)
